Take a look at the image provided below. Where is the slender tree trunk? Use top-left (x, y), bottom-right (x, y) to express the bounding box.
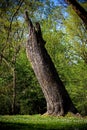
top-left (65, 0), bottom-right (87, 28)
top-left (25, 11), bottom-right (78, 116)
top-left (12, 68), bottom-right (16, 114)
top-left (12, 53), bottom-right (16, 114)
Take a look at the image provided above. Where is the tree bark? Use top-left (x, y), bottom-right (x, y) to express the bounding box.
top-left (25, 11), bottom-right (78, 116)
top-left (12, 68), bottom-right (16, 114)
top-left (65, 0), bottom-right (87, 28)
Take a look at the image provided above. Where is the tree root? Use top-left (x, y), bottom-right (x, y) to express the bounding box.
top-left (42, 111), bottom-right (82, 118)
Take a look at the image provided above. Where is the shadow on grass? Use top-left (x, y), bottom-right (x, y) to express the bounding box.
top-left (0, 121), bottom-right (87, 130)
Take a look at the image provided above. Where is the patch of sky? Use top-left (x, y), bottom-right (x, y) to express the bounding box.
top-left (17, 16), bottom-right (24, 22)
top-left (61, 8), bottom-right (69, 18)
top-left (51, 0), bottom-right (87, 7)
top-left (51, 0), bottom-right (68, 7)
top-left (78, 0), bottom-right (87, 2)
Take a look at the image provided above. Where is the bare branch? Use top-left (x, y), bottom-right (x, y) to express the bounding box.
top-left (1, 0), bottom-right (24, 52)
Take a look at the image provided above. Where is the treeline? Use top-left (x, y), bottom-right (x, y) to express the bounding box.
top-left (0, 0), bottom-right (87, 116)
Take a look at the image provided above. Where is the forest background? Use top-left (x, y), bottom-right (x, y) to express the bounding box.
top-left (0, 0), bottom-right (87, 116)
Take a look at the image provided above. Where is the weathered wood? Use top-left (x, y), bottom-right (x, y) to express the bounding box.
top-left (25, 11), bottom-right (78, 116)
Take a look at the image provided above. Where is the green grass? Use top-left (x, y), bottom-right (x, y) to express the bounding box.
top-left (0, 114), bottom-right (87, 130)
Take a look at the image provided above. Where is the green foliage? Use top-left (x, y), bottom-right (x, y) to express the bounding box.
top-left (0, 49), bottom-right (46, 115)
top-left (62, 5), bottom-right (87, 115)
top-left (0, 0), bottom-right (46, 115)
top-left (0, 92), bottom-right (11, 115)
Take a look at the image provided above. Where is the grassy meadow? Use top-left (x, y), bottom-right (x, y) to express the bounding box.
top-left (0, 114), bottom-right (87, 130)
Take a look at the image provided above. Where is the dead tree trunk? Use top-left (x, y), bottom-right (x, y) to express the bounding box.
top-left (25, 11), bottom-right (78, 116)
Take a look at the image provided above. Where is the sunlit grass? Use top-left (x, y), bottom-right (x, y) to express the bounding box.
top-left (0, 114), bottom-right (87, 130)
